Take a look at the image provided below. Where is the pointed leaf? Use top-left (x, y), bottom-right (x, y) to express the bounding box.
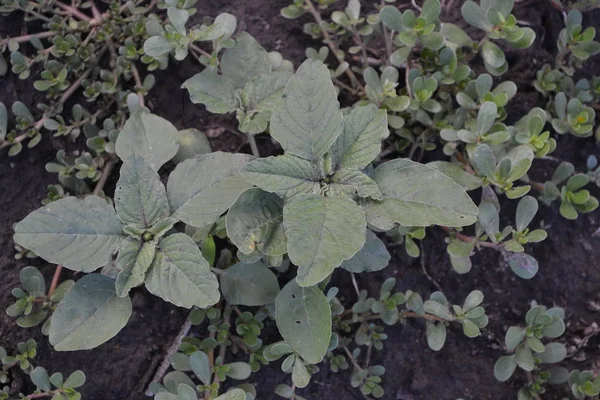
top-left (49, 274), bottom-right (132, 351)
top-left (115, 113), bottom-right (179, 171)
top-left (115, 153), bottom-right (170, 228)
top-left (330, 105), bottom-right (389, 170)
top-left (275, 280), bottom-right (331, 364)
top-left (182, 69), bottom-right (237, 114)
top-left (219, 261), bottom-right (280, 306)
top-left (145, 233), bottom-right (219, 308)
top-left (329, 169), bottom-right (382, 200)
top-left (241, 155), bottom-right (322, 199)
top-left (115, 238), bottom-right (156, 297)
top-left (270, 59), bottom-right (343, 161)
top-left (226, 188), bottom-right (286, 255)
top-left (14, 196), bottom-right (124, 272)
top-left (363, 159), bottom-right (478, 229)
top-left (427, 161), bottom-right (482, 191)
top-left (221, 32), bottom-right (272, 88)
top-left (167, 152), bottom-right (254, 227)
top-left (284, 195), bottom-right (366, 287)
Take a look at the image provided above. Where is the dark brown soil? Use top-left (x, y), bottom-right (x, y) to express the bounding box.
top-left (1, 1), bottom-right (600, 400)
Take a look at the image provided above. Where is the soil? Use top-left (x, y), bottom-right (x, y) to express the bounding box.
top-left (1, 1), bottom-right (600, 400)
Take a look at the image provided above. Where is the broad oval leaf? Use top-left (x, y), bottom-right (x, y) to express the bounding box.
top-left (515, 195), bottom-right (538, 232)
top-left (275, 280), bottom-right (331, 364)
top-left (284, 195), bottom-right (366, 287)
top-left (214, 389), bottom-right (246, 400)
top-left (115, 238), bottom-right (156, 297)
top-left (221, 32), bottom-right (272, 88)
top-left (14, 196), bottom-right (124, 272)
top-left (219, 261), bottom-right (280, 306)
top-left (115, 113), bottom-right (179, 172)
top-left (241, 154), bottom-right (322, 199)
top-left (182, 69), bottom-right (237, 114)
top-left (145, 233), bottom-right (219, 308)
top-left (115, 153), bottom-right (170, 228)
top-left (49, 274), bottom-right (132, 351)
top-left (504, 252), bottom-right (539, 279)
top-left (189, 351), bottom-right (211, 385)
top-left (341, 230), bottom-right (390, 273)
top-left (538, 342), bottom-right (567, 364)
top-left (426, 321), bottom-right (447, 351)
top-left (494, 355), bottom-right (517, 382)
top-left (363, 159), bottom-right (479, 229)
top-left (270, 59), bottom-right (343, 161)
top-left (226, 188), bottom-right (287, 255)
top-left (172, 129), bottom-right (212, 164)
top-left (427, 161), bottom-right (482, 191)
top-left (144, 36), bottom-right (175, 57)
top-left (330, 105), bottom-right (389, 170)
top-left (167, 152), bottom-right (254, 227)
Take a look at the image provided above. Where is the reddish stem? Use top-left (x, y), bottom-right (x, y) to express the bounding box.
top-left (47, 265), bottom-right (63, 297)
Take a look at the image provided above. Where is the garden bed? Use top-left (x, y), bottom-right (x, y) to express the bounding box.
top-left (1, 0), bottom-right (600, 399)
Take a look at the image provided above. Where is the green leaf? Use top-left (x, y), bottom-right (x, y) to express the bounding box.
top-left (427, 161), bottom-right (482, 191)
top-left (506, 326), bottom-right (526, 350)
top-left (461, 1), bottom-right (493, 31)
top-left (115, 153), bottom-right (170, 228)
top-left (478, 202), bottom-right (499, 238)
top-left (462, 318), bottom-right (480, 337)
top-left (363, 159), bottom-right (479, 229)
top-left (515, 195), bottom-right (538, 231)
top-left (115, 238), bottom-right (156, 297)
top-left (172, 129), bottom-right (212, 164)
top-left (189, 351), bottom-right (211, 385)
top-left (219, 261), bottom-right (280, 306)
top-left (182, 69), bottom-right (237, 114)
top-left (63, 370), bottom-right (86, 389)
top-left (421, 0), bottom-right (441, 23)
top-left (504, 252), bottom-right (539, 279)
top-left (292, 358), bottom-right (311, 388)
top-left (14, 196), bottom-right (124, 272)
top-left (214, 389), bottom-right (246, 400)
top-left (115, 113), bottom-right (179, 172)
top-left (284, 195), bottom-right (366, 287)
top-left (49, 274), bottom-right (132, 351)
top-left (241, 155), bottom-right (322, 199)
top-left (20, 266), bottom-right (45, 297)
top-left (275, 280), bottom-right (331, 364)
top-left (224, 362), bottom-right (251, 380)
top-left (341, 230), bottom-right (390, 273)
top-left (167, 152), bottom-right (254, 227)
top-left (463, 290), bottom-right (484, 310)
top-left (270, 59), bottom-right (343, 161)
top-left (424, 300), bottom-right (454, 320)
top-left (501, 145), bottom-right (534, 182)
top-left (379, 5), bottom-right (404, 31)
top-left (329, 169), bottom-right (382, 200)
top-left (482, 40), bottom-right (506, 72)
top-left (426, 321), bottom-right (447, 351)
top-left (494, 355), bottom-right (517, 382)
top-left (143, 36), bottom-right (175, 57)
top-left (330, 104), bottom-right (389, 170)
top-left (542, 318), bottom-right (565, 338)
top-left (477, 102), bottom-right (498, 134)
top-left (221, 32), bottom-right (272, 88)
top-left (145, 233), bottom-right (219, 308)
top-left (31, 367), bottom-right (52, 392)
top-left (226, 188), bottom-right (287, 255)
top-left (515, 344), bottom-right (535, 371)
top-left (537, 342), bottom-right (566, 364)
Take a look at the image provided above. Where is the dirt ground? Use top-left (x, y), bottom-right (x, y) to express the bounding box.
top-left (1, 1), bottom-right (599, 399)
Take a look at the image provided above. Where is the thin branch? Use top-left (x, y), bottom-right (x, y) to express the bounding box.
top-left (247, 134), bottom-right (260, 158)
top-left (55, 1), bottom-right (92, 22)
top-left (0, 31), bottom-right (57, 45)
top-left (145, 313), bottom-right (194, 395)
top-left (350, 272), bottom-right (360, 298)
top-left (47, 265), bottom-right (63, 297)
top-left (92, 155), bottom-right (118, 196)
top-left (304, 0), bottom-right (364, 92)
top-left (441, 226), bottom-right (503, 250)
top-left (130, 64), bottom-right (145, 108)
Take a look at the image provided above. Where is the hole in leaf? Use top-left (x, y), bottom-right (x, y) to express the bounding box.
top-left (295, 320), bottom-right (301, 325)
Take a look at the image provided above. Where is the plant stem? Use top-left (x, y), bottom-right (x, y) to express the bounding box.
top-left (189, 43), bottom-right (212, 58)
top-left (92, 155), bottom-right (118, 196)
top-left (341, 344), bottom-right (365, 372)
top-left (303, 0), bottom-right (364, 92)
top-left (350, 272), bottom-right (360, 298)
top-left (382, 25), bottom-right (393, 67)
top-left (204, 304), bottom-right (232, 400)
top-left (145, 313), bottom-right (194, 395)
top-left (0, 31), bottom-right (57, 45)
top-left (247, 134), bottom-right (260, 158)
top-left (47, 265), bottom-right (63, 297)
top-left (130, 64), bottom-right (145, 108)
top-left (404, 49), bottom-right (414, 98)
top-left (55, 1), bottom-right (93, 22)
top-left (442, 226), bottom-right (502, 249)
